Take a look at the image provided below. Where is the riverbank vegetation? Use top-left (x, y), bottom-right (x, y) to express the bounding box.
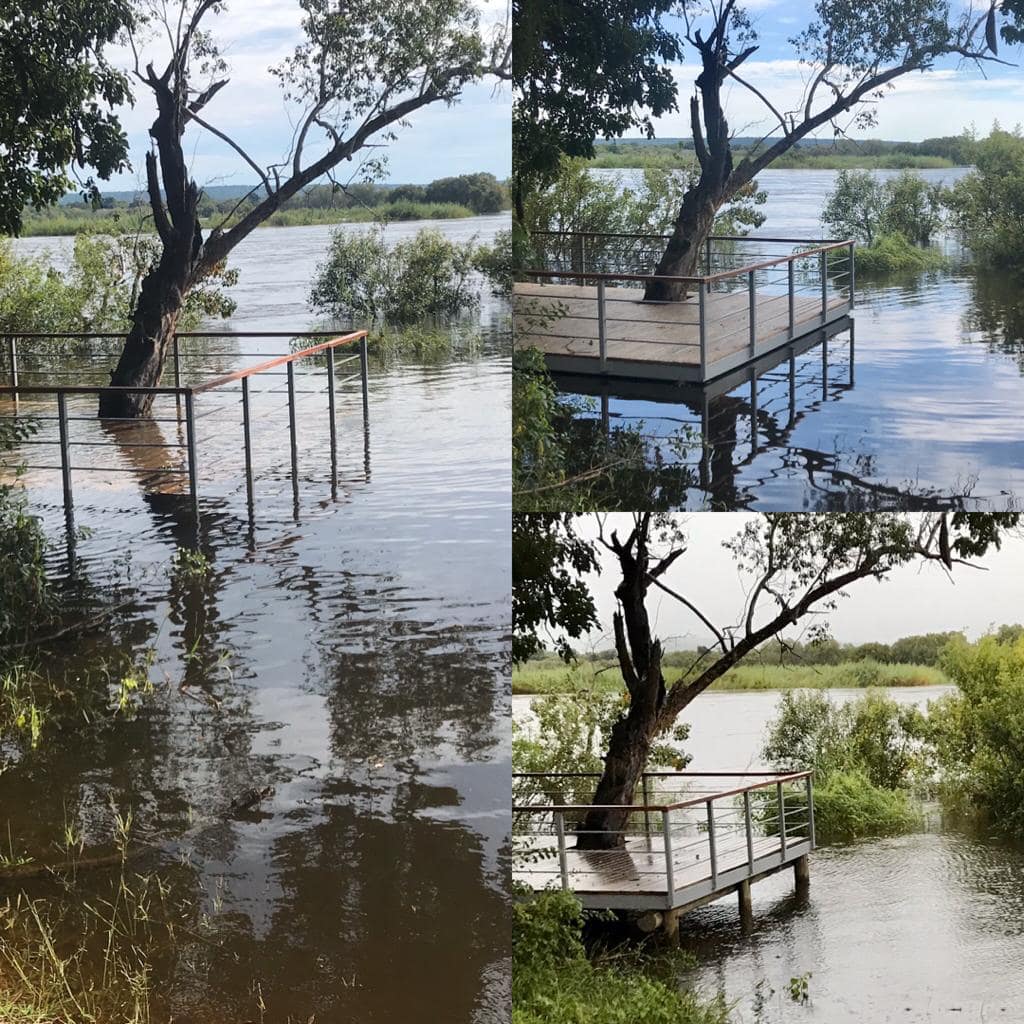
top-left (513, 890), bottom-right (729, 1024)
top-left (13, 173), bottom-right (512, 238)
top-left (587, 137), bottom-right (963, 171)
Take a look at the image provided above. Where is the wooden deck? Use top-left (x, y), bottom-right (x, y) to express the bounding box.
top-left (514, 828), bottom-right (812, 913)
top-left (513, 281), bottom-right (850, 383)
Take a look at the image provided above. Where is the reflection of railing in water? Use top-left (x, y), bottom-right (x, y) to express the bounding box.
top-left (513, 770), bottom-right (815, 928)
top-left (0, 331), bottom-right (370, 531)
top-left (515, 231), bottom-right (855, 382)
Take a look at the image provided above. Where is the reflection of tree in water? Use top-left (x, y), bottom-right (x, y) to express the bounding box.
top-left (3, 485), bottom-right (510, 1021)
top-left (962, 268), bottom-right (1024, 372)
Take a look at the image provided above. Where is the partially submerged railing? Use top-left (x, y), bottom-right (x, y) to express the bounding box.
top-left (513, 770), bottom-right (815, 904)
top-left (0, 330), bottom-right (370, 528)
top-left (515, 231), bottom-right (855, 378)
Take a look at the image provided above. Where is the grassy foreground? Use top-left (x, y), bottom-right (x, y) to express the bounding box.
top-left (512, 659), bottom-right (949, 696)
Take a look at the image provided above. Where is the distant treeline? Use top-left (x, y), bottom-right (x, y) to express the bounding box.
top-left (527, 624), bottom-right (1024, 670)
top-left (588, 135), bottom-right (976, 171)
top-left (17, 172), bottom-right (512, 237)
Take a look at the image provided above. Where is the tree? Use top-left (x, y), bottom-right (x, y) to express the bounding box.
top-left (822, 170), bottom-right (886, 246)
top-left (512, 514), bottom-right (599, 665)
top-left (95, 0), bottom-right (509, 417)
top-left (0, 1), bottom-right (134, 236)
top-left (568, 512), bottom-right (1019, 849)
top-left (512, 0), bottom-right (681, 219)
top-left (645, 0), bottom-right (1003, 300)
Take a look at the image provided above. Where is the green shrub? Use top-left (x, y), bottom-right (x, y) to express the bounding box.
top-left (854, 233), bottom-right (946, 273)
top-left (309, 226), bottom-right (483, 325)
top-left (812, 770), bottom-right (924, 843)
top-left (513, 890), bottom-right (729, 1024)
top-left (926, 634), bottom-right (1024, 836)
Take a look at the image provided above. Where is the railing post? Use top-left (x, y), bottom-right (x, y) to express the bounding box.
top-left (807, 774), bottom-right (816, 848)
top-left (698, 284), bottom-right (707, 380)
top-left (184, 390), bottom-right (199, 523)
top-left (173, 334), bottom-right (182, 416)
top-left (706, 798), bottom-right (718, 889)
top-left (555, 811), bottom-right (570, 891)
top-left (747, 269), bottom-right (757, 356)
top-left (6, 335), bottom-right (16, 388)
top-left (597, 279), bottom-right (607, 370)
top-left (7, 335), bottom-right (18, 412)
top-left (744, 789), bottom-right (755, 873)
top-left (662, 808), bottom-right (676, 901)
top-left (359, 334), bottom-right (370, 424)
top-left (705, 236), bottom-right (712, 284)
top-left (287, 361), bottom-right (299, 501)
top-left (849, 241), bottom-right (856, 308)
top-left (641, 773), bottom-right (652, 844)
top-left (326, 346), bottom-right (338, 495)
top-left (778, 782), bottom-right (787, 858)
top-left (820, 250), bottom-right (828, 322)
top-left (241, 376), bottom-right (254, 511)
top-left (56, 392), bottom-right (73, 519)
top-left (788, 260), bottom-right (796, 339)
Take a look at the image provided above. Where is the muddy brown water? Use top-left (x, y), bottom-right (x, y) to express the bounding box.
top-left (2, 215), bottom-right (511, 1022)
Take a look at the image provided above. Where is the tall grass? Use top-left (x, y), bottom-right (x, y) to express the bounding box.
top-left (512, 659), bottom-right (949, 696)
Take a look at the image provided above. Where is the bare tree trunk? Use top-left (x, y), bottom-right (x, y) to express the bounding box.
top-left (99, 245), bottom-right (193, 418)
top-left (644, 187), bottom-right (722, 301)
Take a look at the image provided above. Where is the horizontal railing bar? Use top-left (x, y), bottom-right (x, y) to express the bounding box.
top-left (191, 331), bottom-right (366, 393)
top-left (3, 331), bottom-right (354, 340)
top-left (530, 230), bottom-right (847, 244)
top-left (0, 386), bottom-right (187, 396)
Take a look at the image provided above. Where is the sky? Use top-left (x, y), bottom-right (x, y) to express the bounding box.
top-left (98, 1), bottom-right (510, 191)
top-left (631, 0), bottom-right (1024, 144)
top-left (565, 514), bottom-right (1024, 651)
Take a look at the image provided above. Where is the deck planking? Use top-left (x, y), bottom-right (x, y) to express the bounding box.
top-left (513, 281), bottom-right (849, 382)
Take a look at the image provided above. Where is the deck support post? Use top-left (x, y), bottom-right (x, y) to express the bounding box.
top-left (747, 270), bottom-right (757, 356)
top-left (662, 809), bottom-right (676, 898)
top-left (738, 879), bottom-right (754, 932)
top-left (822, 334), bottom-right (829, 399)
top-left (662, 907), bottom-right (681, 943)
top-left (554, 811), bottom-right (570, 891)
top-left (849, 320), bottom-right (856, 387)
top-left (777, 782), bottom-right (787, 858)
top-left (849, 241), bottom-right (856, 307)
top-left (706, 799), bottom-right (718, 888)
top-left (820, 250), bottom-right (828, 323)
top-left (698, 286), bottom-right (707, 379)
top-left (788, 350), bottom-right (797, 426)
top-left (743, 790), bottom-right (755, 871)
top-left (597, 279), bottom-right (607, 370)
top-left (749, 369), bottom-right (758, 454)
top-left (794, 854), bottom-right (810, 895)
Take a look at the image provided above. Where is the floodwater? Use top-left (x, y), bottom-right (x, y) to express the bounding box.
top-left (2, 214), bottom-right (512, 1021)
top-left (562, 168), bottom-right (1024, 510)
top-left (514, 686), bottom-right (1024, 1022)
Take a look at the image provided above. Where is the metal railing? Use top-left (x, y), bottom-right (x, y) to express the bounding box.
top-left (513, 770), bottom-right (815, 906)
top-left (515, 231), bottom-right (855, 378)
top-left (0, 330), bottom-right (370, 528)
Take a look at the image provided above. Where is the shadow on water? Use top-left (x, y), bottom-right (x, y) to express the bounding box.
top-left (0, 319), bottom-right (511, 1021)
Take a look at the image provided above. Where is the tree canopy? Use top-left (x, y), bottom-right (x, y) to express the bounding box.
top-left (512, 0), bottom-right (680, 212)
top-left (0, 0), bottom-right (135, 235)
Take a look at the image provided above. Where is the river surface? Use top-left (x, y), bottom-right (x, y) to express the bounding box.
top-left (514, 685), bottom-right (1024, 1022)
top-left (2, 214), bottom-right (512, 1021)
top-left (566, 168), bottom-right (1024, 511)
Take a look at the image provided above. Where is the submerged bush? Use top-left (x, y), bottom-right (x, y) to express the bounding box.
top-left (812, 769), bottom-right (924, 843)
top-left (513, 889), bottom-right (729, 1024)
top-left (762, 690), bottom-right (927, 843)
top-left (854, 233), bottom-right (946, 273)
top-left (925, 634), bottom-right (1024, 836)
top-left (309, 225), bottom-right (486, 325)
